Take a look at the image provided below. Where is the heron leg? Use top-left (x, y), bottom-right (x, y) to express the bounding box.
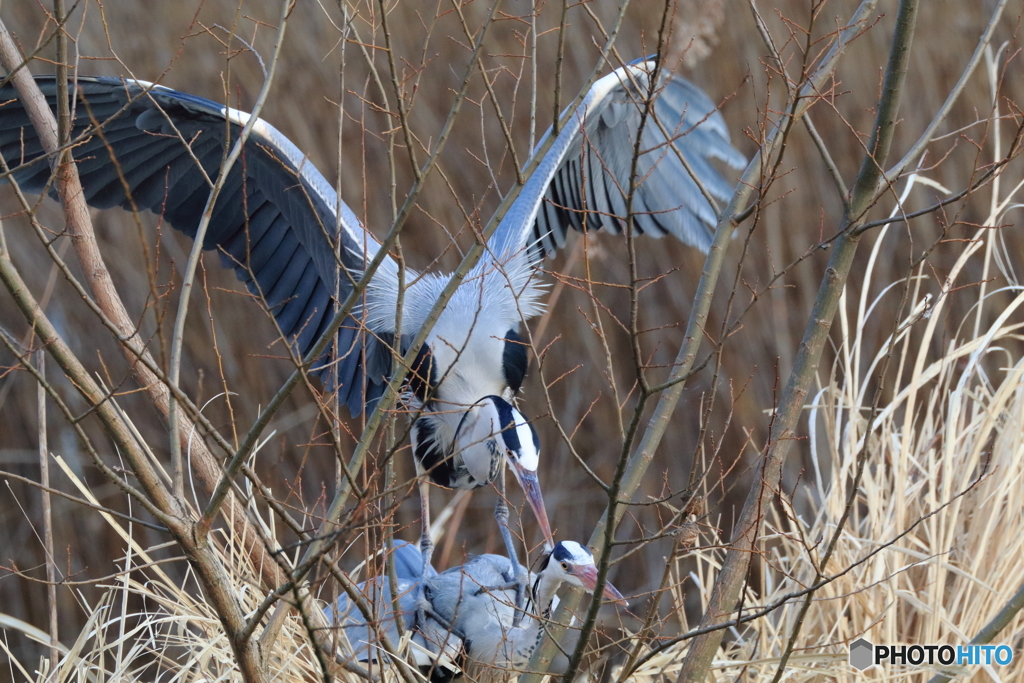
top-left (493, 467), bottom-right (529, 626)
top-left (418, 478), bottom-right (434, 569)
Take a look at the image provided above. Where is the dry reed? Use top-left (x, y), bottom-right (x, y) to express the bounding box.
top-left (619, 168), bottom-right (1024, 680)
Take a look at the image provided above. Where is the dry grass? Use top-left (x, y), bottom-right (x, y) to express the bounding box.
top-left (0, 463), bottom-right (473, 683)
top-left (1, 445), bottom-right (327, 682)
top-left (622, 170), bottom-right (1024, 680)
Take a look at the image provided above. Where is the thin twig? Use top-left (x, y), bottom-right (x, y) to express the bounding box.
top-left (884, 0), bottom-right (1009, 188)
top-left (36, 349), bottom-right (59, 672)
top-left (0, 469), bottom-right (168, 531)
top-left (171, 0), bottom-right (291, 505)
top-left (378, 0), bottom-right (421, 181)
top-left (804, 114), bottom-right (850, 204)
top-left (450, 0), bottom-right (524, 185)
top-left (558, 7), bottom-right (673, 680)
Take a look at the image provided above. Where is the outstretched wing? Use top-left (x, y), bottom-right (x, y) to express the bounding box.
top-left (489, 58), bottom-right (745, 262)
top-left (0, 75), bottom-right (398, 414)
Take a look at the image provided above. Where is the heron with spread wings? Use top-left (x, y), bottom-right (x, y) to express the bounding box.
top-left (0, 56), bottom-right (743, 616)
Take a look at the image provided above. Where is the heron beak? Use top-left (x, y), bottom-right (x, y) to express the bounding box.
top-left (509, 460), bottom-right (554, 549)
top-left (573, 564), bottom-right (627, 605)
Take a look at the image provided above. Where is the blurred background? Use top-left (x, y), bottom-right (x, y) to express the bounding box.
top-left (1, 0), bottom-right (1022, 669)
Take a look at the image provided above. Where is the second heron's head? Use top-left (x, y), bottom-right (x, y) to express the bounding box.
top-left (541, 541), bottom-right (626, 604)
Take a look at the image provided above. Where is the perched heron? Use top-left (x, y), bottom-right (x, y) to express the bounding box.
top-left (327, 540), bottom-right (623, 680)
top-left (0, 57), bottom-right (743, 611)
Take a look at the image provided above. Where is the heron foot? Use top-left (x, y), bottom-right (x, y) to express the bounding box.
top-left (415, 606), bottom-right (454, 634)
top-left (474, 571), bottom-right (529, 626)
top-left (414, 584), bottom-right (454, 633)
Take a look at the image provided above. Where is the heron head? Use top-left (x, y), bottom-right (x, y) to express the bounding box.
top-left (543, 541), bottom-right (626, 604)
top-left (491, 396), bottom-right (554, 549)
top-left (453, 396), bottom-right (553, 547)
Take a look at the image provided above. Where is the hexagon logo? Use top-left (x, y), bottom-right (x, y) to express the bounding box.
top-left (849, 638), bottom-right (874, 671)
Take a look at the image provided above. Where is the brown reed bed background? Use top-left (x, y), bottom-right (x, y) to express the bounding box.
top-left (1, 0), bottom-right (1023, 679)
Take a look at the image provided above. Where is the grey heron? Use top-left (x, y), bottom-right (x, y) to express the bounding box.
top-left (0, 57), bottom-right (743, 610)
top-left (327, 540), bottom-right (623, 680)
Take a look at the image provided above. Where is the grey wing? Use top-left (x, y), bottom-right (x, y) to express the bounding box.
top-left (390, 540), bottom-right (438, 580)
top-left (426, 554), bottom-right (520, 631)
top-left (325, 577), bottom-right (422, 663)
top-left (325, 564), bottom-right (460, 671)
top-left (0, 75), bottom-right (397, 415)
top-left (490, 59), bottom-right (745, 262)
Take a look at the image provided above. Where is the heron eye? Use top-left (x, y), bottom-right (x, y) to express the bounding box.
top-left (561, 562), bottom-right (569, 570)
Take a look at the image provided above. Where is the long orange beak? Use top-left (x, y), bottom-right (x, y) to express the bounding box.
top-left (509, 460), bottom-right (554, 549)
top-left (573, 563), bottom-right (627, 604)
